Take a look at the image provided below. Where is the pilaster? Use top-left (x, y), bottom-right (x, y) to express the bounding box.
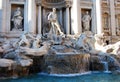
top-left (0, 0), bottom-right (3, 33)
top-left (110, 0), bottom-right (116, 36)
top-left (0, 0), bottom-right (7, 33)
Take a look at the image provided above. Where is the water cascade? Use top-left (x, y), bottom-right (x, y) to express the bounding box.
top-left (100, 61), bottom-right (109, 73)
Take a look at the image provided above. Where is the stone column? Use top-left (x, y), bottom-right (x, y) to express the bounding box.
top-left (25, 0), bottom-right (36, 33)
top-left (66, 7), bottom-right (70, 35)
top-left (0, 0), bottom-right (7, 33)
top-left (59, 9), bottom-right (63, 27)
top-left (110, 0), bottom-right (116, 35)
top-left (38, 5), bottom-right (42, 34)
top-left (28, 0), bottom-right (32, 32)
top-left (92, 0), bottom-right (97, 34)
top-left (95, 0), bottom-right (102, 34)
top-left (71, 0), bottom-right (81, 34)
top-left (24, 0), bottom-right (28, 31)
top-left (0, 0), bottom-right (3, 33)
top-left (32, 0), bottom-right (36, 34)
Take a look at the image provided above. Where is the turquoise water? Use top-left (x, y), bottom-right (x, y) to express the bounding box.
top-left (0, 73), bottom-right (120, 82)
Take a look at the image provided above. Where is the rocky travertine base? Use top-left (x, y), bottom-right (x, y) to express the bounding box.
top-left (1, 31), bottom-right (120, 78)
top-left (0, 59), bottom-right (32, 78)
top-left (43, 53), bottom-right (90, 74)
top-left (90, 56), bottom-right (104, 71)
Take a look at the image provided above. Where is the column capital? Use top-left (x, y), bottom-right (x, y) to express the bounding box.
top-left (65, 1), bottom-right (72, 7)
top-left (36, 0), bottom-right (42, 6)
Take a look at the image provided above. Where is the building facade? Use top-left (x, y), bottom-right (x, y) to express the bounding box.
top-left (0, 0), bottom-right (120, 44)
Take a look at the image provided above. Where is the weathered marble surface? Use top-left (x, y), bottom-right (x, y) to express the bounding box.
top-left (1, 31), bottom-right (120, 78)
top-left (0, 59), bottom-right (14, 68)
top-left (44, 53), bottom-right (90, 74)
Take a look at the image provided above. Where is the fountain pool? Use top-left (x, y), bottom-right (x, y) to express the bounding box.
top-left (0, 72), bottom-right (120, 82)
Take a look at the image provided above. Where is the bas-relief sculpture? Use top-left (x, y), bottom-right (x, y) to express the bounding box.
top-left (94, 33), bottom-right (120, 55)
top-left (82, 11), bottom-right (91, 31)
top-left (11, 7), bottom-right (23, 31)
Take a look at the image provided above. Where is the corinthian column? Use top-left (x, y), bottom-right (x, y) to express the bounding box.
top-left (38, 5), bottom-right (42, 34)
top-left (0, 0), bottom-right (8, 33)
top-left (0, 0), bottom-right (3, 33)
top-left (25, 0), bottom-right (36, 33)
top-left (59, 9), bottom-right (63, 27)
top-left (66, 7), bottom-right (70, 35)
top-left (24, 0), bottom-right (28, 31)
top-left (71, 0), bottom-right (81, 34)
top-left (95, 0), bottom-right (102, 34)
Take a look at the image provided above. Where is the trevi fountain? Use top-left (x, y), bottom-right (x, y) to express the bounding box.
top-left (1, 0), bottom-right (120, 82)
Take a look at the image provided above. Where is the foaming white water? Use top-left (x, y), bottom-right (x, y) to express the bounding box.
top-left (103, 71), bottom-right (111, 73)
top-left (92, 71), bottom-right (111, 74)
top-left (38, 72), bottom-right (92, 77)
top-left (101, 61), bottom-right (109, 72)
top-left (38, 71), bottom-right (113, 77)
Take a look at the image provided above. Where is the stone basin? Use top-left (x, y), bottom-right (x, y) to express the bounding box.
top-left (43, 53), bottom-right (90, 74)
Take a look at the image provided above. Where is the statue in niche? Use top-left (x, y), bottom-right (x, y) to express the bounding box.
top-left (47, 8), bottom-right (64, 36)
top-left (82, 11), bottom-right (91, 31)
top-left (12, 7), bottom-right (23, 31)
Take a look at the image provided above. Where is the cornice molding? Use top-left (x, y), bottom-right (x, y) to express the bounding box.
top-left (36, 0), bottom-right (72, 8)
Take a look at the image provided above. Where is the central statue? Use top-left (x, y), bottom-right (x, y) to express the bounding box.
top-left (47, 8), bottom-right (63, 35)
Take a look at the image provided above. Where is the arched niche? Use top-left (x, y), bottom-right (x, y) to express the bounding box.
top-left (11, 4), bottom-right (24, 31)
top-left (81, 9), bottom-right (92, 32)
top-left (36, 0), bottom-right (73, 34)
